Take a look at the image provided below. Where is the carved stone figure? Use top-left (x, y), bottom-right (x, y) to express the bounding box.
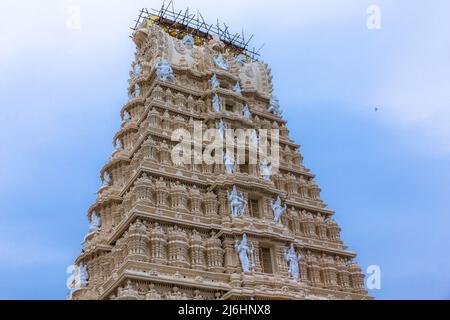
top-left (214, 53), bottom-right (229, 70)
top-left (224, 151), bottom-right (235, 174)
top-left (235, 234), bottom-right (255, 272)
top-left (217, 120), bottom-right (226, 139)
top-left (88, 211), bottom-right (101, 233)
top-left (227, 186), bottom-right (247, 218)
top-left (284, 243), bottom-right (300, 280)
top-left (259, 159), bottom-right (272, 180)
top-left (182, 34), bottom-right (195, 49)
top-left (233, 82), bottom-right (242, 94)
top-left (209, 74), bottom-right (220, 89)
top-left (242, 104), bottom-right (251, 118)
top-left (271, 196), bottom-right (286, 223)
top-left (156, 60), bottom-right (175, 82)
top-left (250, 130), bottom-right (259, 146)
top-left (212, 94), bottom-right (221, 112)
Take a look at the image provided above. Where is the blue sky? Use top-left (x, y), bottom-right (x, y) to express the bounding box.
top-left (1, 0), bottom-right (449, 299)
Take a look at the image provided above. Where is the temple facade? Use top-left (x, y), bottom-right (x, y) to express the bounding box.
top-left (70, 13), bottom-right (370, 300)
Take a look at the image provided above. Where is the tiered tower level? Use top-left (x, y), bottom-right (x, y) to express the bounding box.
top-left (71, 14), bottom-right (370, 300)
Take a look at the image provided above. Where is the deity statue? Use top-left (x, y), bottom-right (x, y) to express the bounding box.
top-left (69, 262), bottom-right (89, 293)
top-left (123, 111), bottom-right (131, 123)
top-left (242, 104), bottom-right (251, 119)
top-left (284, 243), bottom-right (300, 280)
top-left (102, 172), bottom-right (112, 187)
top-left (182, 34), bottom-right (195, 49)
top-left (214, 53), bottom-right (229, 70)
top-left (259, 159), bottom-right (272, 181)
top-left (212, 94), bottom-right (221, 112)
top-left (88, 211), bottom-right (101, 233)
top-left (224, 151), bottom-right (235, 174)
top-left (217, 120), bottom-right (226, 139)
top-left (250, 130), bottom-right (259, 146)
top-left (268, 96), bottom-right (282, 116)
top-left (114, 138), bottom-right (124, 151)
top-left (235, 234), bottom-right (255, 272)
top-left (233, 82), bottom-right (242, 95)
top-left (209, 74), bottom-right (220, 89)
top-left (271, 196), bottom-right (286, 223)
top-left (227, 186), bottom-right (247, 218)
top-left (155, 59), bottom-right (176, 82)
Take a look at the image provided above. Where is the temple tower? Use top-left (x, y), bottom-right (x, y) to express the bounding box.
top-left (70, 7), bottom-right (370, 300)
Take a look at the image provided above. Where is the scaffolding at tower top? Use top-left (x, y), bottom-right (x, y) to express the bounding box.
top-left (131, 1), bottom-right (263, 61)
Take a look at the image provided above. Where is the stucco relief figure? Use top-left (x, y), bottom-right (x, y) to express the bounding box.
top-left (182, 34), bottom-right (194, 49)
top-left (284, 244), bottom-right (300, 280)
top-left (233, 82), bottom-right (242, 94)
top-left (155, 59), bottom-right (175, 82)
top-left (242, 104), bottom-right (251, 119)
top-left (212, 94), bottom-right (221, 112)
top-left (250, 130), bottom-right (259, 147)
top-left (227, 186), bottom-right (247, 218)
top-left (217, 120), bottom-right (226, 139)
top-left (235, 234), bottom-right (255, 272)
top-left (114, 139), bottom-right (124, 151)
top-left (88, 211), bottom-right (101, 233)
top-left (224, 151), bottom-right (235, 174)
top-left (268, 96), bottom-right (282, 116)
top-left (259, 160), bottom-right (272, 181)
top-left (271, 196), bottom-right (287, 223)
top-left (209, 74), bottom-right (220, 89)
top-left (102, 172), bottom-right (112, 187)
top-left (69, 263), bottom-right (89, 292)
top-left (214, 53), bottom-right (229, 70)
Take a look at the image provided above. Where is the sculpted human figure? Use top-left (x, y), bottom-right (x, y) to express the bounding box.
top-left (224, 151), bottom-right (235, 174)
top-left (271, 196), bottom-right (287, 223)
top-left (155, 59), bottom-right (175, 82)
top-left (284, 243), bottom-right (300, 280)
top-left (227, 186), bottom-right (247, 218)
top-left (88, 211), bottom-right (101, 233)
top-left (235, 234), bottom-right (255, 272)
top-left (209, 74), bottom-right (220, 89)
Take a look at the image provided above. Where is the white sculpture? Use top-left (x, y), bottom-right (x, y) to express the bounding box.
top-left (217, 120), bottom-right (226, 139)
top-left (156, 60), bottom-right (175, 82)
top-left (214, 53), bottom-right (229, 70)
top-left (182, 34), bottom-right (194, 49)
top-left (114, 139), bottom-right (124, 151)
top-left (102, 172), bottom-right (112, 187)
top-left (268, 96), bottom-right (282, 116)
top-left (250, 130), bottom-right (259, 146)
top-left (242, 104), bottom-right (251, 119)
top-left (123, 111), bottom-right (131, 123)
top-left (227, 186), bottom-right (247, 218)
top-left (69, 263), bottom-right (89, 293)
top-left (271, 196), bottom-right (286, 223)
top-left (212, 94), bottom-right (221, 112)
top-left (209, 74), bottom-right (220, 89)
top-left (235, 234), bottom-right (255, 272)
top-left (259, 160), bottom-right (272, 181)
top-left (224, 151), bottom-right (235, 174)
top-left (88, 211), bottom-right (101, 233)
top-left (284, 243), bottom-right (300, 280)
top-left (78, 263), bottom-right (89, 287)
top-left (233, 82), bottom-right (242, 94)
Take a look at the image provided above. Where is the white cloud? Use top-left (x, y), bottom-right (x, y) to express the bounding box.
top-left (374, 3), bottom-right (450, 154)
